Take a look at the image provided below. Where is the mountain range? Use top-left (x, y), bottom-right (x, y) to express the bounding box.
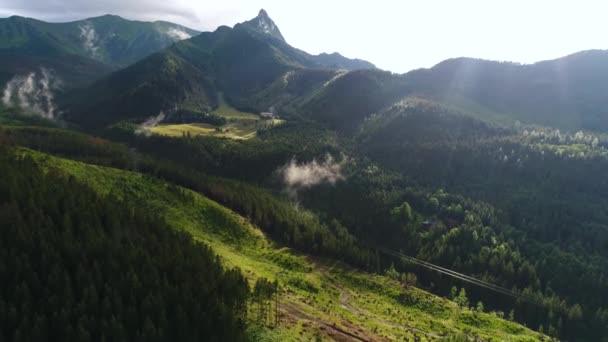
top-left (56, 10), bottom-right (377, 127)
top-left (25, 9), bottom-right (602, 136)
top-left (5, 9), bottom-right (608, 133)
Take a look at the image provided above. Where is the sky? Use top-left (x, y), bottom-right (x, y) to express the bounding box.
top-left (1, 0), bottom-right (607, 73)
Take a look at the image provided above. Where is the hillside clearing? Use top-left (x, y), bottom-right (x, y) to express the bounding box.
top-left (149, 122), bottom-right (258, 140)
top-left (150, 93), bottom-right (284, 140)
top-left (212, 92), bottom-right (260, 120)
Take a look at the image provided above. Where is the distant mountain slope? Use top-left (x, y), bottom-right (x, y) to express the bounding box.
top-left (0, 52), bottom-right (112, 89)
top-left (0, 14), bottom-right (200, 89)
top-left (64, 50), bottom-right (213, 127)
top-left (0, 14), bottom-right (199, 66)
top-left (311, 52), bottom-right (376, 70)
top-left (297, 69), bottom-right (411, 131)
top-left (406, 50), bottom-right (608, 131)
top-left (293, 49), bottom-right (608, 134)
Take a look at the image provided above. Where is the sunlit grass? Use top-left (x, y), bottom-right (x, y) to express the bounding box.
top-left (150, 121), bottom-right (258, 140)
top-left (212, 92), bottom-right (259, 120)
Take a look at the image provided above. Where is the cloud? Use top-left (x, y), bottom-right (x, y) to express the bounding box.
top-left (135, 111), bottom-right (165, 136)
top-left (0, 0), bottom-right (275, 33)
top-left (79, 24), bottom-right (99, 57)
top-left (282, 70), bottom-right (295, 86)
top-left (0, 0), bottom-right (206, 30)
top-left (279, 154), bottom-right (347, 196)
top-left (165, 27), bottom-right (192, 40)
top-left (2, 68), bottom-right (61, 119)
top-left (323, 70), bottom-right (349, 87)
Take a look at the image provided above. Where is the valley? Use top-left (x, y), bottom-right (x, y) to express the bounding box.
top-left (1, 6), bottom-right (607, 342)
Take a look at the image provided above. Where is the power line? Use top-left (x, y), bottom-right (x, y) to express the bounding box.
top-left (375, 247), bottom-right (546, 308)
top-left (380, 248), bottom-right (519, 297)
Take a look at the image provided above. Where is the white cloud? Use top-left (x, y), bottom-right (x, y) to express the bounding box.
top-left (323, 70), bottom-right (348, 88)
top-left (165, 27), bottom-right (192, 40)
top-left (135, 111), bottom-right (165, 136)
top-left (279, 154), bottom-right (347, 193)
top-left (79, 24), bottom-right (99, 57)
top-left (2, 68), bottom-right (61, 119)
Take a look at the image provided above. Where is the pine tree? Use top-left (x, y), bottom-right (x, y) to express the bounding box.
top-left (457, 288), bottom-right (469, 309)
top-left (450, 286), bottom-right (458, 301)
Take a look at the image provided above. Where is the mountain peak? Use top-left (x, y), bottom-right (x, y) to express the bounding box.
top-left (85, 14), bottom-right (125, 21)
top-left (240, 9), bottom-right (285, 42)
top-left (258, 9), bottom-right (269, 18)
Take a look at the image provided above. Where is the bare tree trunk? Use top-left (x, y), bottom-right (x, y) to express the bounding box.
top-left (275, 288), bottom-right (280, 326)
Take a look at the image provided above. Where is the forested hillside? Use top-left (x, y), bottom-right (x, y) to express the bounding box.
top-left (0, 123), bottom-right (544, 340)
top-left (0, 109), bottom-right (597, 339)
top-left (0, 147), bottom-right (249, 341)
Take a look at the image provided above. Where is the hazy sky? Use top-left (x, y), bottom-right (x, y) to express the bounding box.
top-left (2, 0), bottom-right (607, 73)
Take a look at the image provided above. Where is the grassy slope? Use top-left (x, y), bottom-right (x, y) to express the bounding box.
top-left (428, 94), bottom-right (520, 127)
top-left (17, 147), bottom-right (546, 341)
top-left (212, 92), bottom-right (260, 120)
top-left (150, 121), bottom-right (258, 140)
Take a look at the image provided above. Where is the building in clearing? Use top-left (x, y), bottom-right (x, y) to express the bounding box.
top-left (421, 220), bottom-right (438, 230)
top-left (260, 112), bottom-right (276, 120)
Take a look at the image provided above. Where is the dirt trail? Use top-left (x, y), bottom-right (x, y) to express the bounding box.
top-left (318, 260), bottom-right (443, 340)
top-left (338, 287), bottom-right (442, 339)
top-left (282, 301), bottom-right (388, 342)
